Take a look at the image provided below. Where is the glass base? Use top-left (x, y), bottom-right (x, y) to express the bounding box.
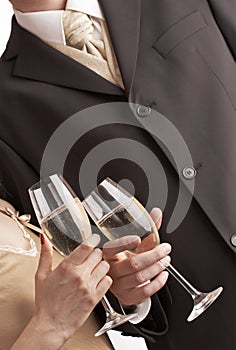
top-left (187, 286), bottom-right (223, 322)
top-left (95, 313), bottom-right (138, 337)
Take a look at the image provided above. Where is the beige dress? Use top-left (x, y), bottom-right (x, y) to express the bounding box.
top-left (0, 200), bottom-right (112, 350)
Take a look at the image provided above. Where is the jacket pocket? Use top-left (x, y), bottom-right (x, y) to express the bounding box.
top-left (153, 11), bottom-right (207, 58)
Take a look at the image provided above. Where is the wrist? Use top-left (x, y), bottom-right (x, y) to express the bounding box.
top-left (120, 303), bottom-right (137, 314)
top-left (11, 314), bottom-right (68, 350)
top-left (119, 298), bottom-right (152, 324)
top-left (32, 312), bottom-right (69, 347)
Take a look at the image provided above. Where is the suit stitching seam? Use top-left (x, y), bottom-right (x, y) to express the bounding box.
top-left (0, 137), bottom-right (38, 173)
top-left (196, 49), bottom-right (236, 112)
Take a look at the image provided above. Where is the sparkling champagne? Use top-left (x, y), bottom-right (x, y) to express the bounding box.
top-left (97, 198), bottom-right (159, 253)
top-left (41, 198), bottom-right (91, 256)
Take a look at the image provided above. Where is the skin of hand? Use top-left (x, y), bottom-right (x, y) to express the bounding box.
top-left (102, 208), bottom-right (172, 306)
top-left (9, 0), bottom-right (67, 12)
top-left (11, 234), bottom-right (112, 350)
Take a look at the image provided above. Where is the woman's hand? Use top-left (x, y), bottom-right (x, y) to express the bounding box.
top-left (102, 208), bottom-right (171, 306)
top-left (11, 234), bottom-right (112, 350)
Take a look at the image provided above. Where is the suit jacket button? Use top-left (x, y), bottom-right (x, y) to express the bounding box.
top-left (137, 105), bottom-right (152, 117)
top-left (230, 233), bottom-right (236, 247)
top-left (182, 166), bottom-right (196, 179)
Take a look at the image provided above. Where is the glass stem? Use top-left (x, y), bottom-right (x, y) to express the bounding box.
top-left (101, 296), bottom-right (116, 315)
top-left (160, 260), bottom-right (200, 297)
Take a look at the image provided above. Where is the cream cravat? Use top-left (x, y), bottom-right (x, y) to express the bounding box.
top-left (48, 10), bottom-right (124, 89)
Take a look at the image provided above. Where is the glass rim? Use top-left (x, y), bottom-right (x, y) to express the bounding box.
top-left (28, 173), bottom-right (65, 193)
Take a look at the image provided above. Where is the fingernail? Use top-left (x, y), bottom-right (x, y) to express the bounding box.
top-left (151, 208), bottom-right (162, 224)
top-left (40, 233), bottom-right (45, 245)
top-left (84, 234), bottom-right (101, 248)
top-left (162, 243), bottom-right (172, 253)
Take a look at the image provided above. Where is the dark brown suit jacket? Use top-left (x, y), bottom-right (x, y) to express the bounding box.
top-left (0, 1), bottom-right (235, 349)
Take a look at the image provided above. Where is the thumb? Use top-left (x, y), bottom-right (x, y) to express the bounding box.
top-left (36, 233), bottom-right (53, 281)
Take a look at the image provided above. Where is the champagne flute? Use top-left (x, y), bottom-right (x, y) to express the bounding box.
top-left (28, 174), bottom-right (138, 337)
top-left (83, 177), bottom-right (223, 322)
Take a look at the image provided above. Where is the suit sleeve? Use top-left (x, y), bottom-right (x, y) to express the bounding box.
top-left (102, 285), bottom-right (172, 344)
top-left (0, 138), bottom-right (39, 217)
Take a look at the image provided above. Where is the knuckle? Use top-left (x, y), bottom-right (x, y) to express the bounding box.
top-left (99, 261), bottom-right (110, 275)
top-left (153, 245), bottom-right (161, 257)
top-left (93, 248), bottom-right (103, 260)
top-left (35, 272), bottom-right (44, 283)
top-left (75, 269), bottom-right (86, 284)
top-left (106, 275), bottom-right (113, 286)
top-left (101, 260), bottom-right (110, 271)
top-left (87, 295), bottom-right (97, 308)
top-left (154, 249), bottom-right (164, 263)
top-left (75, 273), bottom-right (83, 284)
top-left (102, 276), bottom-right (113, 290)
top-left (157, 278), bottom-right (165, 289)
top-left (158, 256), bottom-right (171, 270)
top-left (95, 248), bottom-right (103, 257)
top-left (79, 282), bottom-right (89, 295)
top-left (60, 260), bottom-right (70, 274)
top-left (135, 271), bottom-right (145, 284)
top-left (129, 256), bottom-right (140, 272)
top-left (80, 242), bottom-right (92, 253)
top-left (142, 285), bottom-right (151, 298)
top-left (155, 275), bottom-right (166, 290)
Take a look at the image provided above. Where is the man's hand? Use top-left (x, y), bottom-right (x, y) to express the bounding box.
top-left (102, 208), bottom-right (171, 306)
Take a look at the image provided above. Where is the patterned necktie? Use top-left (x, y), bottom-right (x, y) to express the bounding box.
top-left (48, 10), bottom-right (124, 89)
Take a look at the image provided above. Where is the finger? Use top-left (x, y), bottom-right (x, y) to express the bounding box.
top-left (135, 231), bottom-right (159, 253)
top-left (109, 243), bottom-right (172, 277)
top-left (103, 235), bottom-right (141, 260)
top-left (150, 208), bottom-right (162, 230)
top-left (113, 255), bottom-right (171, 290)
top-left (67, 234), bottom-right (100, 265)
top-left (91, 260), bottom-right (110, 287)
top-left (96, 275), bottom-right (113, 299)
top-left (35, 233), bottom-right (53, 281)
top-left (81, 248), bottom-right (103, 274)
top-left (118, 271), bottom-right (169, 305)
top-left (137, 270), bottom-right (169, 299)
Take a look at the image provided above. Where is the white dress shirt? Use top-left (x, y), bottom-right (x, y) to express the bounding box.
top-left (13, 0), bottom-right (152, 326)
top-left (14, 0), bottom-right (103, 45)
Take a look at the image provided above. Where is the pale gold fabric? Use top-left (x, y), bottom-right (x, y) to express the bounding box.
top-left (47, 10), bottom-right (124, 89)
top-left (0, 200), bottom-right (113, 350)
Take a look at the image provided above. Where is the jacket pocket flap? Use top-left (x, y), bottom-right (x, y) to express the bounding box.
top-left (153, 11), bottom-right (207, 58)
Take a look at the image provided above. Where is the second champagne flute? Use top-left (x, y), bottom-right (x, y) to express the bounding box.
top-left (83, 177), bottom-right (223, 322)
top-left (28, 174), bottom-right (138, 337)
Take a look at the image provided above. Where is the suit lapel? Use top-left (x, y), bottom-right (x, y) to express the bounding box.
top-left (207, 0), bottom-right (236, 60)
top-left (4, 0), bottom-right (142, 96)
top-left (99, 0), bottom-right (141, 93)
top-left (5, 18), bottom-right (123, 96)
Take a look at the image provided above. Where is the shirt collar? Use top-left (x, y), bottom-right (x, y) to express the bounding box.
top-left (14, 0), bottom-right (103, 46)
top-left (66, 0), bottom-right (103, 19)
